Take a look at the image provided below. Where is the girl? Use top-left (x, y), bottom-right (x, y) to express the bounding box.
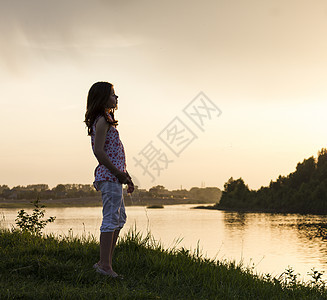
top-left (84, 81), bottom-right (134, 278)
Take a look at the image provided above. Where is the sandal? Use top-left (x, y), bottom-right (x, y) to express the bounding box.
top-left (93, 263), bottom-right (124, 279)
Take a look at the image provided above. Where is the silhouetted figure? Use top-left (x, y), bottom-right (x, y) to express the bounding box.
top-left (85, 81), bottom-right (134, 278)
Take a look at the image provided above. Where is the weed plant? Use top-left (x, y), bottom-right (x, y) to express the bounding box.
top-left (15, 197), bottom-right (56, 235)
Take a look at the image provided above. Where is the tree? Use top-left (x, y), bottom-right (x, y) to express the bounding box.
top-left (288, 157), bottom-right (316, 189)
top-left (53, 184), bottom-right (66, 193)
top-left (149, 185), bottom-right (170, 197)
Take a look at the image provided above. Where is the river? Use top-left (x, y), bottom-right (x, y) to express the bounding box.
top-left (1, 204), bottom-right (327, 282)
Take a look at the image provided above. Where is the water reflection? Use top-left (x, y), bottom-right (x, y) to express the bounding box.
top-left (219, 210), bottom-right (327, 281)
top-left (295, 219), bottom-right (327, 268)
top-left (223, 212), bottom-right (248, 228)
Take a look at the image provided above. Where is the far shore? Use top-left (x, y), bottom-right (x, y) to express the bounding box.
top-left (194, 204), bottom-right (285, 214)
top-left (193, 204), bottom-right (327, 215)
top-left (0, 196), bottom-right (214, 209)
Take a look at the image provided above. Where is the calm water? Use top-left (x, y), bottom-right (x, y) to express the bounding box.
top-left (1, 204), bottom-right (327, 282)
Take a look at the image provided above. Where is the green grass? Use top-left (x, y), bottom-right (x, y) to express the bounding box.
top-left (0, 227), bottom-right (326, 300)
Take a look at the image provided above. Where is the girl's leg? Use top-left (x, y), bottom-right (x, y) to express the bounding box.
top-left (109, 229), bottom-right (120, 267)
top-left (99, 231), bottom-right (115, 271)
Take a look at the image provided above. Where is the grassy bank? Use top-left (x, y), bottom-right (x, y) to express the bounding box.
top-left (0, 228), bottom-right (326, 299)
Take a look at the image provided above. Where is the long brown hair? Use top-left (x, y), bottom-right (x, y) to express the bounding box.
top-left (84, 82), bottom-right (118, 136)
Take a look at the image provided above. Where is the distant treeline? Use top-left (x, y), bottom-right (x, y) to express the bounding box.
top-left (215, 148), bottom-right (327, 214)
top-left (0, 183), bottom-right (221, 203)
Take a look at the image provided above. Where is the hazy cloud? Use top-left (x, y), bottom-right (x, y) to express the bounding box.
top-left (2, 0), bottom-right (327, 76)
top-left (0, 0), bottom-right (145, 73)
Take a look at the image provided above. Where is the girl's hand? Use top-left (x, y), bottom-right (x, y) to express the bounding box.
top-left (125, 171), bottom-right (134, 193)
top-left (115, 171), bottom-right (131, 184)
top-left (127, 181), bottom-right (134, 194)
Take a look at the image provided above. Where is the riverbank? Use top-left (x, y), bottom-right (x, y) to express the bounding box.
top-left (194, 204), bottom-right (327, 215)
top-left (0, 196), bottom-right (212, 208)
top-left (0, 228), bottom-right (326, 299)
top-left (194, 204), bottom-right (287, 213)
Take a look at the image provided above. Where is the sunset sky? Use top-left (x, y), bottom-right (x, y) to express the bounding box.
top-left (0, 0), bottom-right (326, 191)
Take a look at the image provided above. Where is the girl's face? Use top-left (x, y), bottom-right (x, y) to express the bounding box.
top-left (105, 87), bottom-right (118, 109)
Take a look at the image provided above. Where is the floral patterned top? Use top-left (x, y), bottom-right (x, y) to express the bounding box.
top-left (91, 113), bottom-right (126, 191)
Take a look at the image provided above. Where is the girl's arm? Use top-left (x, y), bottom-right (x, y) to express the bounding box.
top-left (94, 116), bottom-right (130, 184)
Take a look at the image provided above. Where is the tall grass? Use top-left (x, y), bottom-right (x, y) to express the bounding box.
top-left (0, 226), bottom-right (326, 299)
